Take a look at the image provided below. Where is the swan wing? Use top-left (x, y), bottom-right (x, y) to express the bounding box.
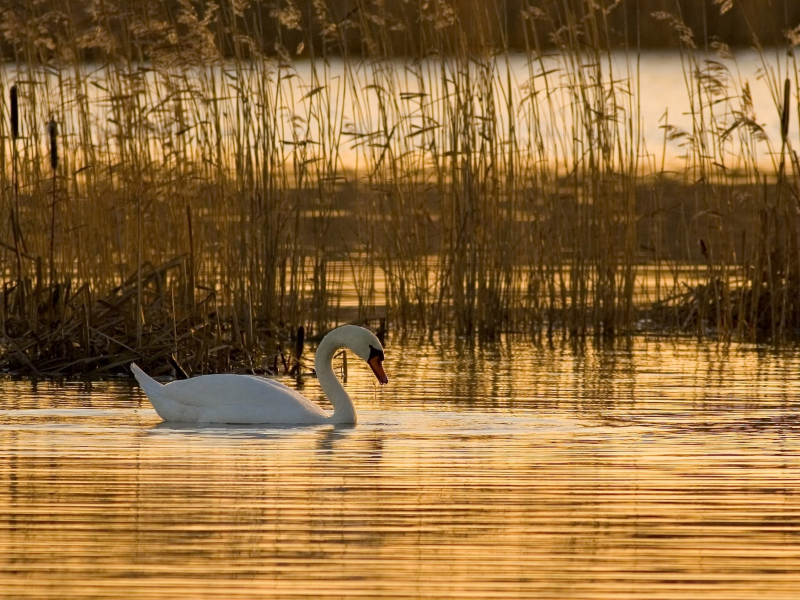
top-left (153, 374), bottom-right (328, 424)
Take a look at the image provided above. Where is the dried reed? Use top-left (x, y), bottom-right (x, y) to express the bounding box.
top-left (0, 0), bottom-right (798, 375)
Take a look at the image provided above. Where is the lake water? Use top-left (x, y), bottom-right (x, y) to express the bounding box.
top-left (1, 335), bottom-right (800, 599)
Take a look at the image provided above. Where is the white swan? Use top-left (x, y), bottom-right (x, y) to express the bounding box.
top-left (130, 325), bottom-right (387, 424)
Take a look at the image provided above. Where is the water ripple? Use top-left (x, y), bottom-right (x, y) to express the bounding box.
top-left (0, 337), bottom-right (800, 598)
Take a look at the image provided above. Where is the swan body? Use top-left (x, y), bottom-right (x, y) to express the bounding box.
top-left (131, 325), bottom-right (387, 425)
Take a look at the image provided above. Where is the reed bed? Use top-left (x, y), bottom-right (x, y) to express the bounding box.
top-left (0, 0), bottom-right (799, 375)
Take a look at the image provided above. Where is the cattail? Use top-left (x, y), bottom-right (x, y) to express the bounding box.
top-left (295, 325), bottom-right (304, 359)
top-left (48, 119), bottom-right (58, 171)
top-left (781, 78), bottom-right (791, 142)
top-left (10, 85), bottom-right (18, 140)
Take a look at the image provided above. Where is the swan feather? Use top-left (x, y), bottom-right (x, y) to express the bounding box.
top-left (131, 325), bottom-right (386, 425)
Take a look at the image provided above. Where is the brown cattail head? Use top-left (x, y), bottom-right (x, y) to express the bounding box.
top-left (48, 119), bottom-right (58, 171)
top-left (781, 78), bottom-right (791, 142)
top-left (10, 85), bottom-right (18, 140)
top-left (296, 325), bottom-right (304, 358)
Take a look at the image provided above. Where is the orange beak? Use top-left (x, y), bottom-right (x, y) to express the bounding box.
top-left (368, 355), bottom-right (389, 385)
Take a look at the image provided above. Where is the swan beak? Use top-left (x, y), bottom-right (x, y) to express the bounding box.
top-left (368, 356), bottom-right (389, 385)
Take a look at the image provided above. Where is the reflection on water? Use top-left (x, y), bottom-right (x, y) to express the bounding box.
top-left (1, 336), bottom-right (800, 598)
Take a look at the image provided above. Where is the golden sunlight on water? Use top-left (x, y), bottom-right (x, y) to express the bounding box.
top-left (1, 337), bottom-right (800, 599)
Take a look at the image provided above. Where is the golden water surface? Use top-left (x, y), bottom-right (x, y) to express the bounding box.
top-left (1, 336), bottom-right (800, 599)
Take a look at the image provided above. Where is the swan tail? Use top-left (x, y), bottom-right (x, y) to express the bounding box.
top-left (131, 362), bottom-right (199, 422)
top-left (131, 363), bottom-right (164, 399)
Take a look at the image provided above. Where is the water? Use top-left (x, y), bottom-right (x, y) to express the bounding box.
top-left (1, 336), bottom-right (800, 598)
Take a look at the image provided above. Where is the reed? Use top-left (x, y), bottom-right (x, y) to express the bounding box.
top-left (0, 0), bottom-right (799, 375)
top-left (642, 5), bottom-right (800, 340)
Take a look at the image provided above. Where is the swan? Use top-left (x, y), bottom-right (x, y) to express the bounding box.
top-left (130, 325), bottom-right (387, 424)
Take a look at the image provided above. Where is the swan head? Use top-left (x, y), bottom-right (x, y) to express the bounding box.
top-left (336, 325), bottom-right (389, 385)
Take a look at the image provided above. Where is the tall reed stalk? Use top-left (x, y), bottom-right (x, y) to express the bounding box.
top-left (0, 0), bottom-right (797, 374)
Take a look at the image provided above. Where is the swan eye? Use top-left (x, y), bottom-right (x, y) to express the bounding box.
top-left (368, 344), bottom-right (384, 362)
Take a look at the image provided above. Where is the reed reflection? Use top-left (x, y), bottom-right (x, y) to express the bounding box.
top-left (0, 338), bottom-right (799, 597)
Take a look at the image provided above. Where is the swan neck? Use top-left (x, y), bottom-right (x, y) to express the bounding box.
top-left (315, 333), bottom-right (356, 424)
